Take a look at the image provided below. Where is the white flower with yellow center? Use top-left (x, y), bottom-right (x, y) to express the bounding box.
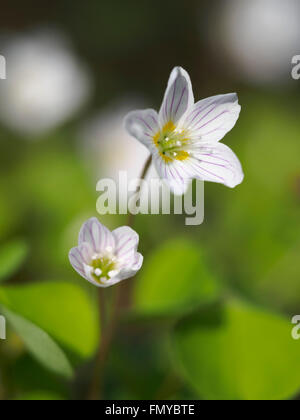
top-left (69, 218), bottom-right (143, 288)
top-left (125, 67), bottom-right (244, 195)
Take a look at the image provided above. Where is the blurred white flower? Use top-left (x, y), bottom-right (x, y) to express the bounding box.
top-left (79, 100), bottom-right (172, 211)
top-left (125, 67), bottom-right (243, 195)
top-left (69, 217), bottom-right (143, 288)
top-left (214, 0), bottom-right (300, 85)
top-left (0, 29), bottom-right (92, 136)
top-left (79, 100), bottom-right (159, 182)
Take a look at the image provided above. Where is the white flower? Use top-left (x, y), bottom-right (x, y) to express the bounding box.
top-left (0, 29), bottom-right (91, 137)
top-left (78, 100), bottom-right (167, 206)
top-left (215, 0), bottom-right (300, 85)
top-left (69, 217), bottom-right (143, 288)
top-left (124, 67), bottom-right (244, 195)
top-left (78, 100), bottom-right (157, 183)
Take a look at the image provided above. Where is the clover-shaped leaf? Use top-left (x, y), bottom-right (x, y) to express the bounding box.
top-left (171, 299), bottom-right (300, 400)
top-left (2, 307), bottom-right (73, 379)
top-left (133, 239), bottom-right (220, 317)
top-left (0, 281), bottom-right (99, 359)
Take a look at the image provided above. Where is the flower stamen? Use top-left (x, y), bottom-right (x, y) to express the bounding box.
top-left (153, 121), bottom-right (191, 163)
top-left (90, 250), bottom-right (119, 284)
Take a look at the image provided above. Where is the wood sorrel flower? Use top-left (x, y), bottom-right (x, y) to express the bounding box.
top-left (69, 218), bottom-right (143, 287)
top-left (125, 67), bottom-right (244, 195)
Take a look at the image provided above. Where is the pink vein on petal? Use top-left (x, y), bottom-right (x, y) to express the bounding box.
top-left (195, 110), bottom-right (229, 131)
top-left (170, 78), bottom-right (177, 116)
top-left (175, 86), bottom-right (186, 117)
top-left (189, 159), bottom-right (225, 182)
top-left (137, 117), bottom-right (153, 133)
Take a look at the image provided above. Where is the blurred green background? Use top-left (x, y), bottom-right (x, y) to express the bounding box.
top-left (0, 0), bottom-right (300, 400)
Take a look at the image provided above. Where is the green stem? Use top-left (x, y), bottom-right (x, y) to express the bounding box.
top-left (127, 155), bottom-right (152, 227)
top-left (88, 155), bottom-right (152, 400)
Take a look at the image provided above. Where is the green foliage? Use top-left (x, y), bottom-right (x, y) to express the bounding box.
top-left (10, 139), bottom-right (97, 270)
top-left (0, 281), bottom-right (99, 359)
top-left (16, 140), bottom-right (95, 222)
top-left (257, 240), bottom-right (300, 311)
top-left (12, 354), bottom-right (68, 397)
top-left (171, 299), bottom-right (300, 400)
top-left (133, 238), bottom-right (220, 317)
top-left (0, 239), bottom-right (29, 283)
top-left (205, 95), bottom-right (300, 305)
top-left (2, 308), bottom-right (73, 379)
top-left (0, 178), bottom-right (22, 238)
top-left (16, 391), bottom-right (64, 400)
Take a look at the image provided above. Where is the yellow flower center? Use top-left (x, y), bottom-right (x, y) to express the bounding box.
top-left (90, 251), bottom-right (118, 284)
top-left (153, 121), bottom-right (190, 163)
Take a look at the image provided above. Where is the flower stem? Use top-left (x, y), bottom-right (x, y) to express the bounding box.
top-left (88, 155), bottom-right (152, 400)
top-left (88, 287), bottom-right (122, 400)
top-left (127, 155), bottom-right (152, 227)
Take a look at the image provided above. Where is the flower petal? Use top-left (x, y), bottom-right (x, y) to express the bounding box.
top-left (153, 155), bottom-right (191, 195)
top-left (124, 109), bottom-right (159, 149)
top-left (159, 67), bottom-right (194, 127)
top-left (185, 142), bottom-right (244, 188)
top-left (183, 93), bottom-right (241, 142)
top-left (113, 226), bottom-right (139, 261)
top-left (69, 242), bottom-right (93, 279)
top-left (117, 254), bottom-right (144, 282)
top-left (132, 252), bottom-right (144, 271)
top-left (78, 217), bottom-right (115, 253)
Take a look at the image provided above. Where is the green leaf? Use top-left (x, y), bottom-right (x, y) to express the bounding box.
top-left (0, 239), bottom-right (28, 282)
top-left (206, 94), bottom-right (300, 294)
top-left (171, 299), bottom-right (300, 400)
top-left (256, 239), bottom-right (300, 311)
top-left (133, 239), bottom-right (220, 317)
top-left (0, 281), bottom-right (99, 359)
top-left (2, 307), bottom-right (73, 379)
top-left (16, 391), bottom-right (64, 401)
